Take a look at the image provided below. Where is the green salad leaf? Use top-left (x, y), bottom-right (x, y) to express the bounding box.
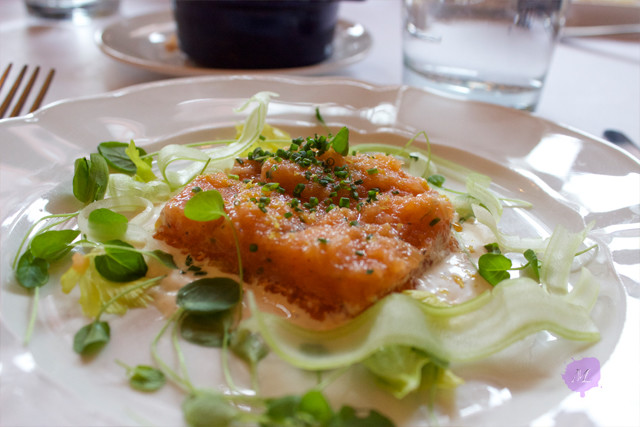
top-left (88, 208), bottom-right (128, 241)
top-left (98, 141), bottom-right (146, 174)
top-left (362, 346), bottom-right (447, 399)
top-left (184, 189), bottom-right (226, 222)
top-left (74, 320), bottom-right (110, 355)
top-left (16, 250), bottom-right (49, 289)
top-left (177, 277), bottom-right (242, 314)
top-left (94, 240), bottom-right (148, 282)
top-left (117, 362), bottom-right (166, 392)
top-left (30, 229), bottom-right (80, 261)
top-left (125, 140), bottom-right (156, 182)
top-left (331, 126), bottom-right (349, 156)
top-left (478, 253), bottom-right (512, 286)
top-left (73, 153), bottom-right (109, 203)
top-left (182, 390), bottom-right (239, 427)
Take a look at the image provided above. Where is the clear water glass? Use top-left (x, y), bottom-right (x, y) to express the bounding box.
top-left (403, 0), bottom-right (567, 110)
top-left (25, 0), bottom-right (119, 19)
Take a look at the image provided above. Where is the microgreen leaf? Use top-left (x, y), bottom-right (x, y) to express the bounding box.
top-left (125, 140), bottom-right (156, 182)
top-left (262, 391), bottom-right (389, 427)
top-left (184, 190), bottom-right (226, 222)
top-left (427, 174), bottom-right (445, 188)
top-left (88, 208), bottom-right (128, 241)
top-left (331, 126), bottom-right (349, 156)
top-left (298, 390), bottom-right (334, 425)
top-left (478, 253), bottom-right (512, 286)
top-left (16, 250), bottom-right (49, 289)
top-left (264, 395), bottom-right (301, 425)
top-left (73, 321), bottom-right (110, 355)
top-left (182, 390), bottom-right (238, 427)
top-left (483, 242), bottom-right (501, 254)
top-left (118, 363), bottom-right (166, 392)
top-left (98, 141), bottom-right (146, 174)
top-left (263, 392), bottom-right (333, 426)
top-left (315, 107), bottom-right (327, 126)
top-left (179, 311), bottom-right (231, 347)
top-left (176, 277), bottom-right (241, 314)
top-left (94, 240), bottom-right (148, 282)
top-left (29, 229), bottom-right (80, 261)
top-left (362, 346), bottom-right (432, 398)
top-left (230, 329), bottom-right (269, 366)
top-left (183, 190), bottom-right (244, 282)
top-left (73, 153), bottom-right (109, 203)
top-left (524, 249), bottom-right (541, 281)
top-left (147, 249), bottom-right (178, 269)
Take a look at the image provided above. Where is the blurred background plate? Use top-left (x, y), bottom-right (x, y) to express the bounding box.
top-left (96, 11), bottom-right (372, 76)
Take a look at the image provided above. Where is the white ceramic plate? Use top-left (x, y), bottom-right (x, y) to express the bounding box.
top-left (96, 11), bottom-right (372, 76)
top-left (1, 75), bottom-right (638, 427)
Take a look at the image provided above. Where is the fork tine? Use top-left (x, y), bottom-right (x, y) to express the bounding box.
top-left (0, 64), bottom-right (27, 119)
top-left (29, 68), bottom-right (55, 114)
top-left (10, 66), bottom-right (40, 118)
top-left (0, 64), bottom-right (12, 93)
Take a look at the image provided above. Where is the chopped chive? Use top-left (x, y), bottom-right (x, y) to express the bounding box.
top-left (366, 269), bottom-right (374, 275)
top-left (192, 186), bottom-right (202, 193)
top-left (339, 197), bottom-right (350, 208)
top-left (263, 182), bottom-right (281, 192)
top-left (429, 218), bottom-right (441, 226)
top-left (284, 212), bottom-right (293, 219)
top-left (355, 250), bottom-right (365, 256)
top-left (293, 183), bottom-right (305, 197)
top-left (249, 244), bottom-right (258, 252)
top-left (303, 197), bottom-right (319, 209)
top-left (318, 238), bottom-right (328, 244)
top-left (367, 168), bottom-right (378, 175)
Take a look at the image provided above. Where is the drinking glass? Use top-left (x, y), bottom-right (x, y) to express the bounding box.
top-left (25, 0), bottom-right (119, 19)
top-left (402, 0), bottom-right (567, 110)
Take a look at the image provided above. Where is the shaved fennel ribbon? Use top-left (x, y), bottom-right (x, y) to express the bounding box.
top-left (157, 92), bottom-right (277, 190)
top-left (243, 268), bottom-right (599, 371)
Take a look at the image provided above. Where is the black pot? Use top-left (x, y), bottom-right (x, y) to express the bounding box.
top-left (173, 0), bottom-right (357, 69)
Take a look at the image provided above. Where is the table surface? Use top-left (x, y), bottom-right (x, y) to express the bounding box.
top-left (1, 0), bottom-right (639, 158)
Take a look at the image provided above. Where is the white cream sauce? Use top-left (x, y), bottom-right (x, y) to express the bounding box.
top-left (141, 207), bottom-right (497, 330)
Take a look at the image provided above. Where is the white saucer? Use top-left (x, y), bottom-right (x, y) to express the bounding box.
top-left (96, 11), bottom-right (372, 76)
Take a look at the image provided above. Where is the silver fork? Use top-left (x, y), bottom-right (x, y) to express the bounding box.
top-left (0, 64), bottom-right (55, 119)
